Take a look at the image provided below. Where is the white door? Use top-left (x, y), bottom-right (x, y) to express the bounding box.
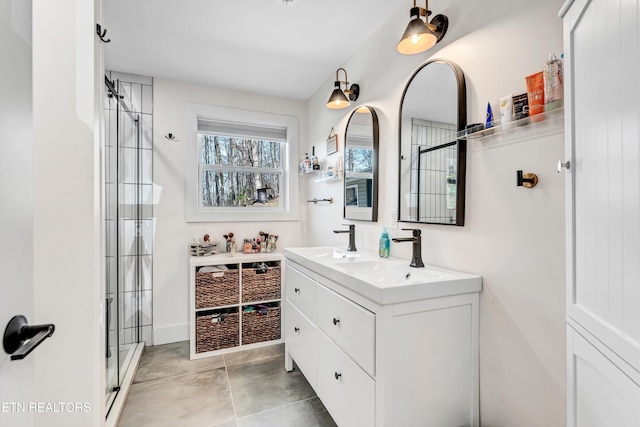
top-left (2, 2), bottom-right (105, 426)
top-left (0, 1), bottom-right (36, 426)
top-left (562, 0), bottom-right (640, 425)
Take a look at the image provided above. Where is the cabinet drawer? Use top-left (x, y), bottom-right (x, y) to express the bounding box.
top-left (317, 284), bottom-right (375, 376)
top-left (285, 264), bottom-right (317, 322)
top-left (285, 301), bottom-right (316, 386)
top-left (317, 331), bottom-right (375, 427)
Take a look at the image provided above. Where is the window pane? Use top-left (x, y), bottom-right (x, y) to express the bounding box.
top-left (345, 148), bottom-right (373, 173)
top-left (200, 135), bottom-right (281, 168)
top-left (201, 171), bottom-right (281, 207)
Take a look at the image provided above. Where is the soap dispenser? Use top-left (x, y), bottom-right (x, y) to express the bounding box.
top-left (379, 227), bottom-right (390, 258)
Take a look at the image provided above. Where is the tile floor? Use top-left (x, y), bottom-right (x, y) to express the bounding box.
top-left (117, 341), bottom-right (337, 427)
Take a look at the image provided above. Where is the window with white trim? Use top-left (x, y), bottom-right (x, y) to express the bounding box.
top-left (186, 104), bottom-right (299, 222)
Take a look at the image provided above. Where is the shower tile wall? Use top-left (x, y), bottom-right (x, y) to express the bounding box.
top-left (410, 119), bottom-right (457, 223)
top-left (108, 71), bottom-right (154, 347)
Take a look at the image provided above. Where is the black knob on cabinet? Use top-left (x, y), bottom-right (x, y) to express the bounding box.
top-left (334, 372), bottom-right (342, 380)
top-left (332, 317), bottom-right (340, 325)
top-left (294, 326), bottom-right (300, 333)
top-left (294, 287), bottom-right (300, 293)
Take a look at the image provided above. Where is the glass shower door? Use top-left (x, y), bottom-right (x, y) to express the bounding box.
top-left (104, 78), bottom-right (119, 410)
top-left (117, 81), bottom-right (142, 384)
top-left (104, 77), bottom-right (144, 414)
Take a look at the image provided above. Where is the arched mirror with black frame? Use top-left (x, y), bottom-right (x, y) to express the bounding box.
top-left (344, 105), bottom-right (379, 222)
top-left (398, 59), bottom-right (467, 225)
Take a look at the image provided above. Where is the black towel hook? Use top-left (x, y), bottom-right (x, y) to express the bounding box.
top-left (96, 24), bottom-right (111, 43)
top-left (516, 170), bottom-right (538, 188)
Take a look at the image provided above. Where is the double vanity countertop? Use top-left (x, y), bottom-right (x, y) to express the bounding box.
top-left (283, 246), bottom-right (482, 305)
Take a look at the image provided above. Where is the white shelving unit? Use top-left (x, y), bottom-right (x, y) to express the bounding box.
top-left (189, 252), bottom-right (285, 360)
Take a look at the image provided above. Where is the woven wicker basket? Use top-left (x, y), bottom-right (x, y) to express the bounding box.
top-left (195, 268), bottom-right (239, 309)
top-left (241, 264), bottom-right (281, 303)
top-left (242, 305), bottom-right (281, 345)
top-left (195, 310), bottom-right (239, 353)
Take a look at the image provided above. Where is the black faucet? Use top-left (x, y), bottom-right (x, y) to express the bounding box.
top-left (333, 224), bottom-right (356, 252)
top-left (391, 228), bottom-right (424, 268)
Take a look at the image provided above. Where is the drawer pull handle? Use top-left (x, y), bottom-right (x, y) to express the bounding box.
top-left (332, 317), bottom-right (340, 325)
top-left (294, 326), bottom-right (300, 333)
top-left (334, 372), bottom-right (342, 380)
top-left (294, 287), bottom-right (300, 293)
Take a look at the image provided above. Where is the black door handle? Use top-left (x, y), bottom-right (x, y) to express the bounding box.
top-left (3, 315), bottom-right (55, 361)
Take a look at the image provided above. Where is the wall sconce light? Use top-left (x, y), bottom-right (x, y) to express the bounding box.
top-left (326, 68), bottom-right (360, 110)
top-left (397, 0), bottom-right (448, 55)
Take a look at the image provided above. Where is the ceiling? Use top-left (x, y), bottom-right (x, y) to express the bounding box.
top-left (103, 0), bottom-right (406, 100)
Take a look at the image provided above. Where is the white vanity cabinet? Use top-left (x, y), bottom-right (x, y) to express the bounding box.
top-left (285, 264), bottom-right (316, 322)
top-left (284, 259), bottom-right (480, 427)
top-left (284, 264), bottom-right (317, 385)
top-left (316, 330), bottom-right (376, 427)
top-left (316, 284), bottom-right (375, 376)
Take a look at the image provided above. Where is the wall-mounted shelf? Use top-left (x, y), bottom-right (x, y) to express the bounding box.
top-left (314, 174), bottom-right (341, 183)
top-left (300, 169), bottom-right (320, 176)
top-left (300, 169), bottom-right (341, 183)
top-left (458, 107), bottom-right (564, 142)
top-left (298, 170), bottom-right (322, 176)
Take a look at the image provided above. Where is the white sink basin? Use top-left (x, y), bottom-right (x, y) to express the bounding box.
top-left (282, 246), bottom-right (481, 304)
top-left (334, 260), bottom-right (453, 285)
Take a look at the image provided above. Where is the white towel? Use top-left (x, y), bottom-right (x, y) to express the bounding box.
top-left (199, 265), bottom-right (229, 273)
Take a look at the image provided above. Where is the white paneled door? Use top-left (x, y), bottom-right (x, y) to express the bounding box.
top-left (0, 1), bottom-right (36, 425)
top-left (561, 0), bottom-right (640, 425)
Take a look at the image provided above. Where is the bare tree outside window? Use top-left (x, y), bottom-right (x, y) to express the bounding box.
top-left (199, 134), bottom-right (282, 208)
top-left (346, 147), bottom-right (373, 174)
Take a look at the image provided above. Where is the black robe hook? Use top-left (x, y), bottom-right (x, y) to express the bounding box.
top-left (96, 24), bottom-right (111, 43)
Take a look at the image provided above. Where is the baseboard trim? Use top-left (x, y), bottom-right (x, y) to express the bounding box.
top-left (153, 323), bottom-right (189, 345)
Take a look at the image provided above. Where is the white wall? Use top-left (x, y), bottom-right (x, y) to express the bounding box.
top-left (305, 2), bottom-right (566, 426)
top-left (152, 79), bottom-right (308, 344)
